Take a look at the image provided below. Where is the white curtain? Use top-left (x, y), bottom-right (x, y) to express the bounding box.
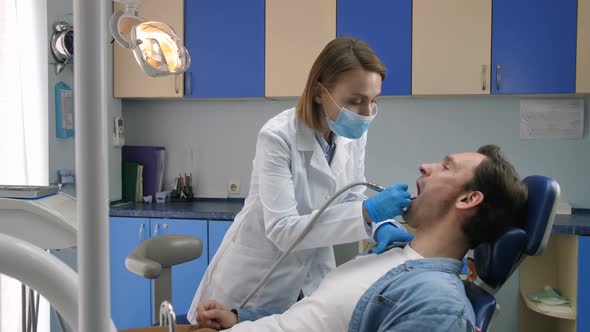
top-left (0, 0), bottom-right (49, 331)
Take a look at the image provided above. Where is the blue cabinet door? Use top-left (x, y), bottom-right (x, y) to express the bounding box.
top-left (337, 0), bottom-right (412, 96)
top-left (184, 0), bottom-right (265, 98)
top-left (110, 217), bottom-right (151, 330)
top-left (208, 220), bottom-right (233, 263)
top-left (491, 0), bottom-right (577, 94)
top-left (150, 219), bottom-right (208, 318)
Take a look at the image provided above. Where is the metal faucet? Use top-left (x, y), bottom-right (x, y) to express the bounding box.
top-left (159, 301), bottom-right (177, 332)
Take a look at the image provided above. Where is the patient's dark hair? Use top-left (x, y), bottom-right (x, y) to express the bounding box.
top-left (462, 145), bottom-right (528, 249)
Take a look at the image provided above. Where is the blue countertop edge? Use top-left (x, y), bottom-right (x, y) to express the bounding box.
top-left (109, 198), bottom-right (245, 221)
top-left (552, 209), bottom-right (590, 236)
top-left (110, 199), bottom-right (590, 235)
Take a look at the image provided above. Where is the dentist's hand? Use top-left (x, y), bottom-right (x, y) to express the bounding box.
top-left (363, 182), bottom-right (411, 223)
top-left (196, 299), bottom-right (237, 330)
top-left (374, 223), bottom-right (414, 254)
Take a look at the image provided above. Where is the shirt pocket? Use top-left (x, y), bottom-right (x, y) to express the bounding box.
top-left (372, 294), bottom-right (398, 309)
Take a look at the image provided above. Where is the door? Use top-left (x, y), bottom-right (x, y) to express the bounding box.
top-left (208, 220), bottom-right (233, 262)
top-left (491, 0), bottom-right (577, 94)
top-left (337, 0), bottom-right (412, 96)
top-left (184, 0), bottom-right (264, 98)
top-left (265, 0), bottom-right (336, 97)
top-left (110, 217), bottom-right (151, 329)
top-left (412, 0), bottom-right (491, 95)
top-left (577, 0), bottom-right (590, 93)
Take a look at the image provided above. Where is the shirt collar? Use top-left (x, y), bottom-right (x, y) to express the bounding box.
top-left (314, 131), bottom-right (336, 152)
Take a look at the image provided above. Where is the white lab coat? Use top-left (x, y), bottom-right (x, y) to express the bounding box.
top-left (187, 108), bottom-right (381, 323)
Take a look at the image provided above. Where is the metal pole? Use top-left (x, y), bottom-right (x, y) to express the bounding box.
top-left (73, 0), bottom-right (111, 331)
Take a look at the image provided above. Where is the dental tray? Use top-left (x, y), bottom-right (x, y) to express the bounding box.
top-left (0, 185), bottom-right (60, 199)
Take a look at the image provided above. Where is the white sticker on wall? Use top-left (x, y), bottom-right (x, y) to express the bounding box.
top-left (520, 99), bottom-right (584, 139)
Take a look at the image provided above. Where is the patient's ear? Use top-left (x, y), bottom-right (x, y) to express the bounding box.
top-left (456, 191), bottom-right (484, 210)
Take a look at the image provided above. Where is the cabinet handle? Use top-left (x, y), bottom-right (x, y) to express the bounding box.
top-left (153, 223), bottom-right (159, 236)
top-left (496, 64), bottom-right (502, 91)
top-left (187, 72), bottom-right (192, 96)
top-left (139, 224), bottom-right (144, 242)
top-left (481, 65), bottom-right (487, 91)
top-left (174, 74), bottom-right (180, 94)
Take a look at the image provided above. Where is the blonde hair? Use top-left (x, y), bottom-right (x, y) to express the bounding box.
top-left (296, 37), bottom-right (386, 131)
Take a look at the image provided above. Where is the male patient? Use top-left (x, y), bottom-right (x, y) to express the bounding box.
top-left (194, 145), bottom-right (528, 332)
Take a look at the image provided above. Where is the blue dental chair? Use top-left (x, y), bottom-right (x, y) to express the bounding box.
top-left (464, 175), bottom-right (560, 332)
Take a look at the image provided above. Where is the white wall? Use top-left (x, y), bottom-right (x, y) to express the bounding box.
top-left (122, 95), bottom-right (590, 207)
top-left (47, 0), bottom-right (122, 200)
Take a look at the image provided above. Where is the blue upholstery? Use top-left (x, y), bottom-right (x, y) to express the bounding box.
top-left (474, 228), bottom-right (528, 289)
top-left (521, 176), bottom-right (560, 256)
top-left (465, 175), bottom-right (559, 332)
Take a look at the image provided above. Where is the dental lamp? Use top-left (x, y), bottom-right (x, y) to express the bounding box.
top-left (110, 0), bottom-right (190, 77)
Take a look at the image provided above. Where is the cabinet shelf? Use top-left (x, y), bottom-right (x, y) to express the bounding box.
top-left (520, 287), bottom-right (576, 320)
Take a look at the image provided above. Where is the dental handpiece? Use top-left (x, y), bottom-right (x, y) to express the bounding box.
top-left (364, 182), bottom-right (385, 192)
top-left (366, 182), bottom-right (416, 200)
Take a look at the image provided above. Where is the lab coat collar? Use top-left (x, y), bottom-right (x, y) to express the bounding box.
top-left (296, 117), bottom-right (352, 179)
top-left (295, 117), bottom-right (353, 152)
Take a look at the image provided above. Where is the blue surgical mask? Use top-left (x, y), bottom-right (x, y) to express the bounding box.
top-left (324, 90), bottom-right (377, 139)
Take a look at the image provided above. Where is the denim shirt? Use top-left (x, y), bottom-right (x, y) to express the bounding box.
top-left (234, 257), bottom-right (476, 332)
top-left (349, 258), bottom-right (476, 332)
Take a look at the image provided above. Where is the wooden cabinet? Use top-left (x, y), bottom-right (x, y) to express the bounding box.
top-left (491, 0), bottom-right (577, 94)
top-left (577, 0), bottom-right (590, 93)
top-left (519, 234), bottom-right (590, 332)
top-left (265, 0), bottom-right (336, 98)
top-left (412, 0), bottom-right (491, 95)
top-left (113, 0), bottom-right (589, 98)
top-left (184, 0), bottom-right (264, 98)
top-left (113, 0), bottom-right (185, 98)
top-left (337, 0), bottom-right (412, 96)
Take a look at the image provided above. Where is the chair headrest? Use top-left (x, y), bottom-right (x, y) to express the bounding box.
top-left (521, 175), bottom-right (560, 256)
top-left (473, 175), bottom-right (559, 288)
top-left (474, 227), bottom-right (527, 288)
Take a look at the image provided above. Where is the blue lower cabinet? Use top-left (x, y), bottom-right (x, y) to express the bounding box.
top-left (110, 217), bottom-right (151, 330)
top-left (150, 219), bottom-right (208, 320)
top-left (208, 220), bottom-right (233, 263)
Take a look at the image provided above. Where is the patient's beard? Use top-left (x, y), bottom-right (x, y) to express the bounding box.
top-left (408, 191), bottom-right (459, 229)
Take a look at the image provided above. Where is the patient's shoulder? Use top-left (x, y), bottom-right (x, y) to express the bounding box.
top-left (383, 266), bottom-right (474, 318)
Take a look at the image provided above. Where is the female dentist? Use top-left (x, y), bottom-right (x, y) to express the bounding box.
top-left (188, 37), bottom-right (413, 323)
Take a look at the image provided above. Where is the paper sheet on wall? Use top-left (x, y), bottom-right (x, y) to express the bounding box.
top-left (520, 99), bottom-right (584, 139)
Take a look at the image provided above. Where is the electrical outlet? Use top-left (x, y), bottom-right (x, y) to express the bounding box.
top-left (228, 179), bottom-right (240, 195)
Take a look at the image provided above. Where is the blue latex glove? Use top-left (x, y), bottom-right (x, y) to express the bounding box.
top-left (363, 182), bottom-right (411, 223)
top-left (373, 223), bottom-right (414, 254)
